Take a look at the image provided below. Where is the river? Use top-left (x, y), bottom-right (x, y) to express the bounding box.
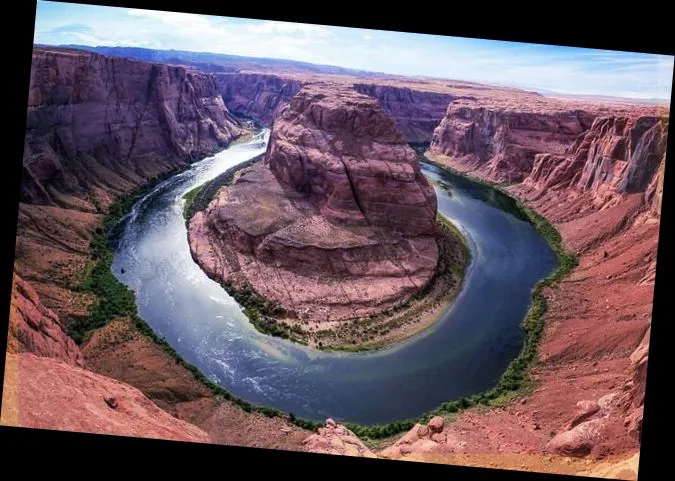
top-left (111, 129), bottom-right (557, 424)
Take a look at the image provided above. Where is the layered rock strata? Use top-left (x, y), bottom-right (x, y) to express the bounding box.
top-left (525, 116), bottom-right (668, 207)
top-left (215, 73), bottom-right (303, 126)
top-left (6, 272), bottom-right (83, 366)
top-left (7, 48), bottom-right (313, 451)
top-left (24, 47), bottom-right (243, 210)
top-left (17, 46), bottom-right (245, 319)
top-left (328, 110), bottom-right (667, 466)
top-left (352, 83), bottom-right (457, 143)
top-left (189, 83), bottom-right (439, 323)
top-left (429, 102), bottom-right (596, 182)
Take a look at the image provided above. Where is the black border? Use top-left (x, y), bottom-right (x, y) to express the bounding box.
top-left (2, 2), bottom-right (673, 480)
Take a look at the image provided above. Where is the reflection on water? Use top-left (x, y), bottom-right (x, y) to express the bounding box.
top-left (112, 131), bottom-right (557, 424)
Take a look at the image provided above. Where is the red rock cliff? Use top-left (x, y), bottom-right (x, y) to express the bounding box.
top-left (352, 83), bottom-right (457, 143)
top-left (17, 46), bottom-right (246, 320)
top-left (23, 47), bottom-right (243, 210)
top-left (6, 272), bottom-right (83, 367)
top-left (525, 115), bottom-right (668, 207)
top-left (2, 273), bottom-right (211, 443)
top-left (215, 72), bottom-right (303, 126)
top-left (1, 352), bottom-right (211, 443)
top-left (189, 83), bottom-right (439, 322)
top-left (429, 100), bottom-right (596, 182)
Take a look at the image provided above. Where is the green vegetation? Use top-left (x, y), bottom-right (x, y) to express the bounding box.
top-left (437, 213), bottom-right (470, 278)
top-left (68, 167), bottom-right (180, 343)
top-left (183, 153), bottom-right (264, 222)
top-left (182, 184), bottom-right (204, 218)
top-left (222, 283), bottom-right (307, 344)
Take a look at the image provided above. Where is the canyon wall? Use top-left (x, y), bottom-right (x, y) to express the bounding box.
top-left (352, 83), bottom-right (456, 143)
top-left (214, 76), bottom-right (460, 143)
top-left (23, 47), bottom-right (243, 211)
top-left (189, 82), bottom-right (439, 322)
top-left (214, 73), bottom-right (303, 126)
top-left (429, 100), bottom-right (596, 182)
top-left (17, 47), bottom-right (246, 319)
top-left (525, 116), bottom-right (668, 206)
top-left (339, 110), bottom-right (666, 466)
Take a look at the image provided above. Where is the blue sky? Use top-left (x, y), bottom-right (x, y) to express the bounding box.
top-left (33, 1), bottom-right (674, 101)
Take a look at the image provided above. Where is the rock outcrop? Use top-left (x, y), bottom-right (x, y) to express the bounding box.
top-left (23, 46), bottom-right (243, 211)
top-left (429, 101), bottom-right (596, 182)
top-left (7, 273), bottom-right (83, 367)
top-left (353, 83), bottom-right (456, 143)
top-left (546, 393), bottom-right (620, 457)
top-left (379, 416), bottom-right (457, 458)
top-left (1, 352), bottom-right (210, 443)
top-left (525, 115), bottom-right (668, 207)
top-left (215, 73), bottom-right (303, 126)
top-left (303, 419), bottom-right (377, 457)
top-left (189, 83), bottom-right (439, 323)
top-left (618, 322), bottom-right (650, 441)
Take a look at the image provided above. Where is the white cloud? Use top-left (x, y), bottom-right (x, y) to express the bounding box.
top-left (126, 8), bottom-right (227, 39)
top-left (247, 20), bottom-right (333, 38)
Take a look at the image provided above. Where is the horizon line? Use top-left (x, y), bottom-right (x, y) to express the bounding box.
top-left (37, 41), bottom-right (673, 104)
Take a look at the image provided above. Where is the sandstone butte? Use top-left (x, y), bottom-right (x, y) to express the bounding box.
top-left (188, 82), bottom-right (440, 326)
top-left (4, 45), bottom-right (668, 479)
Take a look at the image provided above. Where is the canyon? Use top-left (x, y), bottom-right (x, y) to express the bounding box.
top-left (3, 44), bottom-right (668, 480)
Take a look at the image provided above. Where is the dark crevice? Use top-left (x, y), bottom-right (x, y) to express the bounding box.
top-left (338, 156), bottom-right (371, 226)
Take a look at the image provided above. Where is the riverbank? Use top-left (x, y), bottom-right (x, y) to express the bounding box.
top-left (59, 139), bottom-right (324, 438)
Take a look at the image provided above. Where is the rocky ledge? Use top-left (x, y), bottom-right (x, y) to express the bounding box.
top-left (188, 83), bottom-right (467, 348)
top-left (428, 100), bottom-right (596, 183)
top-left (1, 352), bottom-right (211, 443)
top-left (23, 46), bottom-right (244, 211)
top-left (524, 115), bottom-right (668, 213)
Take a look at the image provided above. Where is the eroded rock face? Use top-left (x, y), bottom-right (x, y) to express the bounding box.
top-left (353, 83), bottom-right (456, 143)
top-left (524, 115), bottom-right (668, 207)
top-left (267, 84), bottom-right (438, 234)
top-left (429, 103), bottom-right (595, 182)
top-left (214, 73), bottom-right (303, 126)
top-left (189, 83), bottom-right (438, 322)
top-left (1, 353), bottom-right (210, 443)
top-left (23, 47), bottom-right (242, 210)
top-left (546, 392), bottom-right (621, 457)
top-left (6, 273), bottom-right (83, 367)
top-left (617, 323), bottom-right (650, 441)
